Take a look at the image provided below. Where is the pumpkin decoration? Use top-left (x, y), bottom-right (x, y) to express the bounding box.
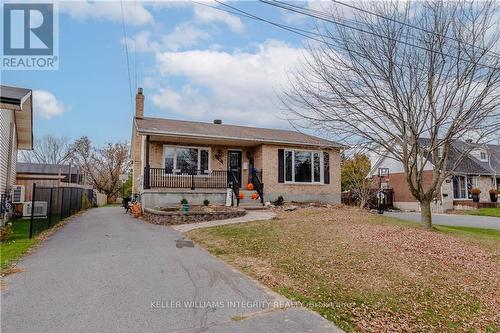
top-left (251, 193), bottom-right (259, 200)
top-left (239, 193), bottom-right (245, 199)
top-left (246, 183), bottom-right (254, 190)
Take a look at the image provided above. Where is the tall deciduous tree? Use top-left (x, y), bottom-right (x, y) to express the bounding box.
top-left (283, 0), bottom-right (500, 229)
top-left (71, 136), bottom-right (130, 202)
top-left (18, 134), bottom-right (73, 165)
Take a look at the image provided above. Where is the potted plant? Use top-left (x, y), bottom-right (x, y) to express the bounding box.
top-left (489, 188), bottom-right (499, 203)
top-left (470, 188), bottom-right (481, 202)
top-left (180, 198), bottom-right (189, 212)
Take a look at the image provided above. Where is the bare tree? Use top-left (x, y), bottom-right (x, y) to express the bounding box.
top-left (71, 136), bottom-right (130, 202)
top-left (283, 0), bottom-right (500, 229)
top-left (18, 134), bottom-right (73, 165)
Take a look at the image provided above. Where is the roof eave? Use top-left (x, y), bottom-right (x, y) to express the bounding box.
top-left (136, 128), bottom-right (343, 149)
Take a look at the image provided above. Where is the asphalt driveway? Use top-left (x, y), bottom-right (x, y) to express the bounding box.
top-left (1, 207), bottom-right (340, 333)
top-left (385, 211), bottom-right (500, 230)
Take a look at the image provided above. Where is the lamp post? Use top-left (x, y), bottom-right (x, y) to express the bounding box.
top-left (377, 168), bottom-right (389, 214)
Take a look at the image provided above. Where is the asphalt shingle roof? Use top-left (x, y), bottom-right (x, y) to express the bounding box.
top-left (135, 117), bottom-right (342, 148)
top-left (0, 85), bottom-right (31, 105)
top-left (17, 163), bottom-right (82, 175)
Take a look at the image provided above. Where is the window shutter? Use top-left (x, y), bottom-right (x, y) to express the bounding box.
top-left (323, 152), bottom-right (330, 184)
top-left (278, 149), bottom-right (284, 183)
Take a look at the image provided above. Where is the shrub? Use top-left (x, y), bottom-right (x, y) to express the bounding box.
top-left (81, 191), bottom-right (91, 210)
top-left (273, 195), bottom-right (284, 206)
top-left (180, 198), bottom-right (188, 205)
top-left (0, 223), bottom-right (12, 242)
top-left (470, 188), bottom-right (481, 195)
top-left (203, 199), bottom-right (210, 206)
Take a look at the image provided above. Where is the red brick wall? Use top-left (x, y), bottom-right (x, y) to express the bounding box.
top-left (374, 170), bottom-right (436, 202)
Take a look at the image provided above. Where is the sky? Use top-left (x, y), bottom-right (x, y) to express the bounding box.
top-left (2, 0), bottom-right (329, 146)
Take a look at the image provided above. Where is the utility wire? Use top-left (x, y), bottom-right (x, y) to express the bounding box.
top-left (331, 0), bottom-right (500, 59)
top-left (120, 0), bottom-right (134, 115)
top-left (260, 0), bottom-right (499, 70)
top-left (199, 0), bottom-right (495, 79)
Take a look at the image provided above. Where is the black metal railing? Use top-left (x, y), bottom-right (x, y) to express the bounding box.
top-left (250, 168), bottom-right (264, 205)
top-left (145, 167), bottom-right (230, 190)
top-left (228, 170), bottom-right (240, 206)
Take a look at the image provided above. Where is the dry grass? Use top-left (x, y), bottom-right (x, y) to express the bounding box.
top-left (187, 207), bottom-right (500, 333)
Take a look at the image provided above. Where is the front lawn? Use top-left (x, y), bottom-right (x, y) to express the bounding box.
top-left (1, 219), bottom-right (37, 273)
top-left (465, 207), bottom-right (500, 218)
top-left (1, 216), bottom-right (61, 274)
top-left (187, 207), bottom-right (499, 332)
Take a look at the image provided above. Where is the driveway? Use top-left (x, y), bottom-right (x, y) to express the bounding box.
top-left (1, 207), bottom-right (340, 333)
top-left (385, 211), bottom-right (500, 230)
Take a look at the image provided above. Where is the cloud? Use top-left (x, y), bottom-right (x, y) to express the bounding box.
top-left (122, 24), bottom-right (211, 53)
top-left (193, 4), bottom-right (244, 33)
top-left (151, 40), bottom-right (304, 127)
top-left (162, 23), bottom-right (211, 51)
top-left (60, 1), bottom-right (154, 26)
top-left (33, 90), bottom-right (66, 119)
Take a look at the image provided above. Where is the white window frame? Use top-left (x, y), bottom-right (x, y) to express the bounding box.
top-left (479, 151), bottom-right (488, 162)
top-left (163, 145), bottom-right (211, 175)
top-left (452, 175), bottom-right (473, 200)
top-left (284, 149), bottom-right (324, 184)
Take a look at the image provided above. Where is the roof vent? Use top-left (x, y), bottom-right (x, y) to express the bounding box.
top-left (213, 119), bottom-right (222, 124)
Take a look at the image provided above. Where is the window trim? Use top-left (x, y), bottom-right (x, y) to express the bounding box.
top-left (162, 145), bottom-right (211, 175)
top-left (452, 175), bottom-right (473, 200)
top-left (284, 149), bottom-right (324, 184)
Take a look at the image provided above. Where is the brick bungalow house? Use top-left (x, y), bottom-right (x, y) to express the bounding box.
top-left (130, 88), bottom-right (342, 209)
top-left (368, 141), bottom-right (500, 212)
top-left (1, 85), bottom-right (33, 223)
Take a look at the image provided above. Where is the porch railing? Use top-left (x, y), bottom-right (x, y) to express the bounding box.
top-left (250, 169), bottom-right (264, 205)
top-left (145, 167), bottom-right (230, 190)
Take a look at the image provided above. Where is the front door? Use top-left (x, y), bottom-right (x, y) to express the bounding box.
top-left (227, 150), bottom-right (242, 187)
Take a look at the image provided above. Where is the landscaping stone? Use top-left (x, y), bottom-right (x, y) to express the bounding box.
top-left (143, 207), bottom-right (246, 225)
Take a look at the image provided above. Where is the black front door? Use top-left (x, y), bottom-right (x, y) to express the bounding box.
top-left (228, 150), bottom-right (242, 187)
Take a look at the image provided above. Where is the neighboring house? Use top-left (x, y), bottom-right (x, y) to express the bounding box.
top-left (0, 85), bottom-right (33, 223)
top-left (368, 141), bottom-right (500, 212)
top-left (131, 88), bottom-right (342, 209)
top-left (16, 162), bottom-right (87, 202)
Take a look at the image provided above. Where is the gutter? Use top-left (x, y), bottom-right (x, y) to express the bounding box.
top-left (136, 128), bottom-right (344, 149)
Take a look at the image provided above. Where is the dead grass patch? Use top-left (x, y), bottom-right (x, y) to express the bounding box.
top-left (188, 207), bottom-right (500, 333)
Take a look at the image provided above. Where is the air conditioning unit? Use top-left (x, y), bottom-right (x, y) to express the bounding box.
top-left (11, 185), bottom-right (25, 203)
top-left (23, 201), bottom-right (48, 218)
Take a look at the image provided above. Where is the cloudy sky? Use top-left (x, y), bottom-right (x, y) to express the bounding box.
top-left (3, 0), bottom-right (329, 145)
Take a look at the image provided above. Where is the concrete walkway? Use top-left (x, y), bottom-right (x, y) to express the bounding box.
top-left (172, 210), bottom-right (276, 233)
top-left (1, 207), bottom-right (340, 333)
top-left (386, 211), bottom-right (500, 230)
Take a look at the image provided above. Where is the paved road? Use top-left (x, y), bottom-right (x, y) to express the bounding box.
top-left (385, 211), bottom-right (500, 230)
top-left (1, 207), bottom-right (340, 333)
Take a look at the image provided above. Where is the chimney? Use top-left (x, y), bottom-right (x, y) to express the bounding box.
top-left (135, 87), bottom-right (144, 118)
top-left (213, 119), bottom-right (222, 124)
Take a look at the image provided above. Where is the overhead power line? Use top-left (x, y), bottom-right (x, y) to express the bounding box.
top-left (331, 0), bottom-right (500, 59)
top-left (260, 0), bottom-right (499, 70)
top-left (120, 0), bottom-right (134, 115)
top-left (192, 0), bottom-right (497, 78)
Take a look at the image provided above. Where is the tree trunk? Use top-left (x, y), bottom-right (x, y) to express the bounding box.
top-left (420, 200), bottom-right (433, 230)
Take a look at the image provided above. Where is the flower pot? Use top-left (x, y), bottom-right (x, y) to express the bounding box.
top-left (490, 193), bottom-right (498, 203)
top-left (472, 194), bottom-right (480, 203)
top-left (181, 204), bottom-right (190, 212)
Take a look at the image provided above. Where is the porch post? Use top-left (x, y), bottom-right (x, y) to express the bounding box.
top-left (144, 135), bottom-right (151, 189)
